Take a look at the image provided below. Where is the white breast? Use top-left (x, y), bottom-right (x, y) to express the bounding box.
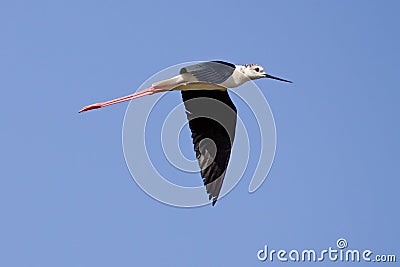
top-left (219, 67), bottom-right (250, 88)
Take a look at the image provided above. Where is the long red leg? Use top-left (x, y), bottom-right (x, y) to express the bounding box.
top-left (79, 87), bottom-right (156, 113)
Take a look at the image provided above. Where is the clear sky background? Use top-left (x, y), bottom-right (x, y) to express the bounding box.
top-left (1, 1), bottom-right (399, 266)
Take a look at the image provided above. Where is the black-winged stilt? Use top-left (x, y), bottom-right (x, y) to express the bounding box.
top-left (80, 61), bottom-right (291, 205)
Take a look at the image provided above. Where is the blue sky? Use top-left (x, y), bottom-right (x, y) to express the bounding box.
top-left (1, 1), bottom-right (399, 266)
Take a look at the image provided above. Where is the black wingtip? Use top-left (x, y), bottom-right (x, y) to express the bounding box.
top-left (212, 198), bottom-right (217, 206)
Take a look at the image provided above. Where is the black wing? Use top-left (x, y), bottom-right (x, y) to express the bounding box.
top-left (181, 90), bottom-right (237, 205)
top-left (180, 61), bottom-right (236, 85)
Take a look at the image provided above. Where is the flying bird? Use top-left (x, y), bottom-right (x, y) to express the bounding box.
top-left (80, 61), bottom-right (292, 205)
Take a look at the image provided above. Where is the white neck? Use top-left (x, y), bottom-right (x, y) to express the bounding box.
top-left (219, 65), bottom-right (251, 88)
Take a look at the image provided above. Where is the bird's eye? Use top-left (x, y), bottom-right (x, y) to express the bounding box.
top-left (254, 67), bottom-right (260, 72)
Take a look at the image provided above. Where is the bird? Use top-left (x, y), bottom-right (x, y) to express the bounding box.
top-left (80, 61), bottom-right (292, 205)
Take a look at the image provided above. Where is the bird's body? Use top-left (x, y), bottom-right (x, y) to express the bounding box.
top-left (150, 61), bottom-right (241, 92)
top-left (151, 61), bottom-right (289, 92)
top-left (80, 61), bottom-right (291, 205)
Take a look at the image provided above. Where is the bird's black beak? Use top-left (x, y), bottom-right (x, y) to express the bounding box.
top-left (263, 73), bottom-right (292, 83)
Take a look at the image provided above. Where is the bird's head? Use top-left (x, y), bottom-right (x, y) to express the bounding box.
top-left (241, 64), bottom-right (292, 83)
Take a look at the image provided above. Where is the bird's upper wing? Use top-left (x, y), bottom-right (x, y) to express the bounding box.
top-left (180, 61), bottom-right (236, 85)
top-left (181, 89), bottom-right (237, 205)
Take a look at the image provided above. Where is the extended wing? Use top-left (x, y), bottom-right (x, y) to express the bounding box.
top-left (181, 89), bottom-right (237, 205)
